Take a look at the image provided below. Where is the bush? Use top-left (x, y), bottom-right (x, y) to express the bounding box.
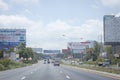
top-left (0, 59), bottom-right (11, 67)
top-left (0, 64), bottom-right (5, 70)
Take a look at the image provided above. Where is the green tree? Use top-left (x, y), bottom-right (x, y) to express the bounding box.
top-left (85, 48), bottom-right (94, 61)
top-left (24, 47), bottom-right (34, 59)
top-left (0, 50), bottom-right (3, 58)
top-left (93, 41), bottom-right (101, 61)
top-left (104, 45), bottom-right (112, 59)
top-left (16, 43), bottom-right (26, 58)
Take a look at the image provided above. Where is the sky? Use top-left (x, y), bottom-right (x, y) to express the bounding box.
top-left (0, 0), bottom-right (120, 50)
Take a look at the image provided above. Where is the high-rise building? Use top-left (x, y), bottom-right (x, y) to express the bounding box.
top-left (104, 15), bottom-right (120, 45)
top-left (0, 29), bottom-right (26, 50)
top-left (104, 15), bottom-right (120, 55)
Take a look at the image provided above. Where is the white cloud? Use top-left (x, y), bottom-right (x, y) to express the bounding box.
top-left (91, 5), bottom-right (99, 9)
top-left (101, 0), bottom-right (120, 7)
top-left (0, 0), bottom-right (8, 10)
top-left (0, 15), bottom-right (103, 49)
top-left (11, 0), bottom-right (40, 4)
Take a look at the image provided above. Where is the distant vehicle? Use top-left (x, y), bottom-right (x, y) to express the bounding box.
top-left (47, 60), bottom-right (50, 64)
top-left (47, 59), bottom-right (50, 64)
top-left (54, 58), bottom-right (60, 66)
top-left (79, 61), bottom-right (83, 65)
top-left (44, 59), bottom-right (46, 64)
top-left (98, 59), bottom-right (110, 67)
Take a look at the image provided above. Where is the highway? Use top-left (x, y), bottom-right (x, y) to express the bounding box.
top-left (0, 61), bottom-right (117, 80)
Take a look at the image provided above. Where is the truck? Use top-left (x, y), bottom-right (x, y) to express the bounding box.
top-left (53, 58), bottom-right (60, 66)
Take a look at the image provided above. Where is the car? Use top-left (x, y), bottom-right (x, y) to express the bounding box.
top-left (79, 61), bottom-right (83, 65)
top-left (54, 61), bottom-right (60, 66)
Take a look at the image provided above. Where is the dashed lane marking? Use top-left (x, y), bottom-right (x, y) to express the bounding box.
top-left (21, 76), bottom-right (26, 80)
top-left (66, 75), bottom-right (70, 79)
top-left (31, 72), bottom-right (33, 74)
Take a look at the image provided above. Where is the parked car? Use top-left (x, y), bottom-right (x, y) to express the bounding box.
top-left (79, 61), bottom-right (83, 65)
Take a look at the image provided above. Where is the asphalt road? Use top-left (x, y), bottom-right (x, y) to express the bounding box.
top-left (0, 61), bottom-right (117, 80)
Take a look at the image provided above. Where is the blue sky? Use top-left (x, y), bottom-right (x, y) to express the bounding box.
top-left (0, 0), bottom-right (120, 49)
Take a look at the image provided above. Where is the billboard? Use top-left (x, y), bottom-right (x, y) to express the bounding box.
top-left (67, 42), bottom-right (89, 54)
top-left (0, 29), bottom-right (26, 50)
top-left (104, 15), bottom-right (120, 45)
top-left (44, 50), bottom-right (61, 54)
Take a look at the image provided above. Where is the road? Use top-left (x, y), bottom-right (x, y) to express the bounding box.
top-left (0, 61), bottom-right (117, 80)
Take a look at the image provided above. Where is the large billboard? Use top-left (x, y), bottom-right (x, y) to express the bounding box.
top-left (0, 29), bottom-right (26, 50)
top-left (104, 15), bottom-right (120, 45)
top-left (67, 42), bottom-right (89, 54)
top-left (44, 50), bottom-right (61, 54)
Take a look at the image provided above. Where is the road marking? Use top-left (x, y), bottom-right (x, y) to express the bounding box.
top-left (66, 75), bottom-right (70, 79)
top-left (21, 76), bottom-right (26, 80)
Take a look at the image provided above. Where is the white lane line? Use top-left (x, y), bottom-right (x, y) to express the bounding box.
top-left (21, 76), bottom-right (26, 80)
top-left (66, 75), bottom-right (70, 79)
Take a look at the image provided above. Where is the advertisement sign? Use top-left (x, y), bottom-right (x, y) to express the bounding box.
top-left (0, 29), bottom-right (26, 50)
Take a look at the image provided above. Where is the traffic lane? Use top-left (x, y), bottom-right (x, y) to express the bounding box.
top-left (0, 61), bottom-right (42, 80)
top-left (26, 63), bottom-right (68, 80)
top-left (23, 62), bottom-right (116, 80)
top-left (57, 66), bottom-right (116, 80)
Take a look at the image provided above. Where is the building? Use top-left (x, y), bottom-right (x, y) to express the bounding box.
top-left (104, 15), bottom-right (120, 55)
top-left (62, 49), bottom-right (70, 54)
top-left (0, 29), bottom-right (26, 50)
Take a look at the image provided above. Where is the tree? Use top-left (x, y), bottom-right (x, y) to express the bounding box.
top-left (104, 45), bottom-right (112, 59)
top-left (16, 43), bottom-right (26, 58)
top-left (0, 50), bottom-right (3, 58)
top-left (24, 47), bottom-right (34, 59)
top-left (93, 41), bottom-right (101, 61)
top-left (85, 48), bottom-right (94, 61)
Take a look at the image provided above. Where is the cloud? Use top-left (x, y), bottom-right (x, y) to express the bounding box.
top-left (91, 5), bottom-right (99, 9)
top-left (0, 15), bottom-right (103, 49)
top-left (0, 0), bottom-right (9, 10)
top-left (11, 0), bottom-right (40, 4)
top-left (100, 0), bottom-right (120, 7)
top-left (0, 15), bottom-right (35, 28)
